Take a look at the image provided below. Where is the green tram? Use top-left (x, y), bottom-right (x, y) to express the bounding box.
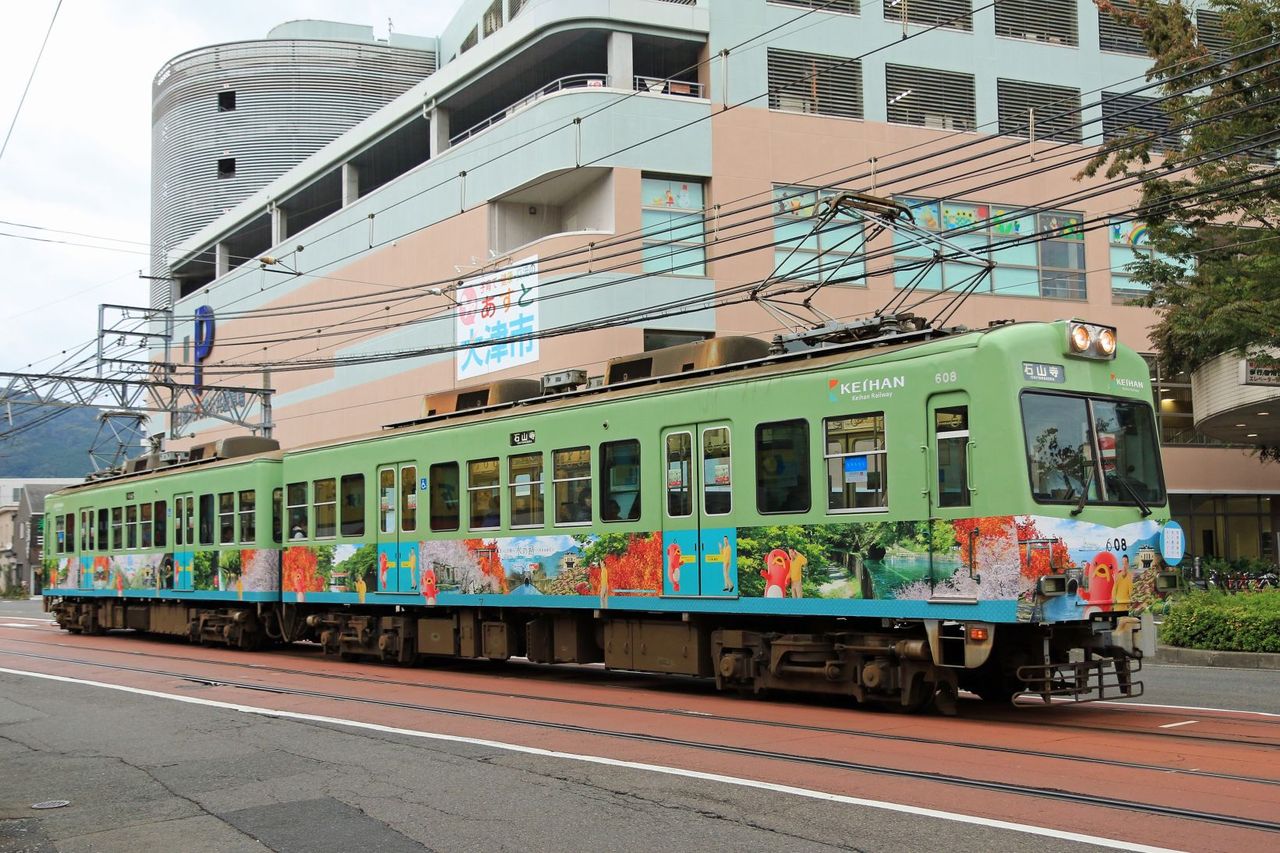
top-left (44, 319), bottom-right (1181, 710)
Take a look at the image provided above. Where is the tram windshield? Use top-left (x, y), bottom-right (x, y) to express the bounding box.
top-left (1021, 392), bottom-right (1165, 508)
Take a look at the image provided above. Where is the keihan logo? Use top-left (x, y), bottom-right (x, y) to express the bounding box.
top-left (828, 375), bottom-right (906, 401)
top-left (1110, 372), bottom-right (1145, 392)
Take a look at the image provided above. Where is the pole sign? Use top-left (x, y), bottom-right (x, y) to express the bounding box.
top-left (193, 305), bottom-right (216, 391)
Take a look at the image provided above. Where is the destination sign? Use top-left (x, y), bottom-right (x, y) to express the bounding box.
top-left (1023, 362), bottom-right (1066, 384)
top-left (511, 430), bottom-right (536, 446)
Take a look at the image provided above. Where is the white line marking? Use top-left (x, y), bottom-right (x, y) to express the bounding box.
top-left (1099, 700), bottom-right (1280, 719)
top-left (1158, 720), bottom-right (1199, 729)
top-left (0, 616), bottom-right (55, 624)
top-left (0, 666), bottom-right (1181, 853)
top-left (0, 623), bottom-right (38, 629)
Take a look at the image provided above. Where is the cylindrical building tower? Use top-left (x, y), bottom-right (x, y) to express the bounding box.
top-left (149, 20), bottom-right (437, 308)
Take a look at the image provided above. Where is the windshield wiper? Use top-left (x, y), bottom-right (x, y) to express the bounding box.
top-left (1069, 468), bottom-right (1094, 516)
top-left (1112, 476), bottom-right (1153, 517)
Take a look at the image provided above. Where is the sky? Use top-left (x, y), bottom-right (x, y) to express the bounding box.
top-left (0, 0), bottom-right (466, 376)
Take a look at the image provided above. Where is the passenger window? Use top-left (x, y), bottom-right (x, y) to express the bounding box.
top-left (239, 490), bottom-right (256, 542)
top-left (553, 447), bottom-right (591, 525)
top-left (341, 474), bottom-right (365, 536)
top-left (199, 494), bottom-right (214, 545)
top-left (111, 507), bottom-right (123, 550)
top-left (430, 463), bottom-right (460, 531)
top-left (509, 453), bottom-right (544, 527)
top-left (140, 503), bottom-right (153, 548)
top-left (935, 406), bottom-right (970, 508)
top-left (469, 458), bottom-right (501, 529)
top-left (601, 439), bottom-right (641, 522)
top-left (665, 432), bottom-right (693, 518)
top-left (824, 413), bottom-right (888, 511)
top-left (314, 478), bottom-right (336, 539)
top-left (97, 508), bottom-right (108, 550)
top-left (703, 427), bottom-right (732, 516)
top-left (272, 488), bottom-right (283, 543)
top-left (286, 483), bottom-right (307, 540)
top-left (400, 468), bottom-right (417, 533)
top-left (379, 469), bottom-right (396, 534)
top-left (126, 505), bottom-right (138, 549)
top-left (218, 492), bottom-right (235, 543)
top-left (154, 501), bottom-right (167, 548)
top-left (756, 420), bottom-right (810, 514)
top-left (55, 515), bottom-right (65, 553)
top-left (185, 496), bottom-right (195, 546)
top-left (66, 514), bottom-right (75, 553)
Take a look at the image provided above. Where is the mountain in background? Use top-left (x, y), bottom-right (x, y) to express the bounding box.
top-left (0, 405), bottom-right (146, 478)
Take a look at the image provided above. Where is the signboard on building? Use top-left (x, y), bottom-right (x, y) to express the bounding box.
top-left (455, 256), bottom-right (539, 381)
top-left (1240, 358), bottom-right (1280, 387)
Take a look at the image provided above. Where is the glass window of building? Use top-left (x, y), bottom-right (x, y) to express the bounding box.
top-left (1170, 494), bottom-right (1277, 566)
top-left (771, 186), bottom-right (866, 284)
top-left (772, 0), bottom-right (861, 15)
top-left (885, 64), bottom-right (977, 131)
top-left (994, 0), bottom-right (1079, 47)
top-left (641, 177), bottom-right (706, 276)
top-left (885, 0), bottom-right (971, 29)
top-left (996, 78), bottom-right (1083, 144)
top-left (767, 48), bottom-right (863, 119)
top-left (1108, 220), bottom-right (1190, 305)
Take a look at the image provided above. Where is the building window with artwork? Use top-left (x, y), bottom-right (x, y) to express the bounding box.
top-left (893, 197), bottom-right (1086, 300)
top-left (1108, 219), bottom-right (1190, 305)
top-left (641, 176), bottom-right (706, 276)
top-left (771, 186), bottom-right (866, 285)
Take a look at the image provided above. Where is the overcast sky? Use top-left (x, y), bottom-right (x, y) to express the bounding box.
top-left (0, 1), bottom-right (465, 375)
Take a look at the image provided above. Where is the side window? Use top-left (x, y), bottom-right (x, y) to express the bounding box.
top-left (379, 469), bottom-right (396, 534)
top-left (185, 496), bottom-right (195, 546)
top-left (286, 483), bottom-right (307, 540)
top-left (272, 488), bottom-right (283, 544)
top-left (198, 495), bottom-right (214, 546)
top-left (140, 503), bottom-right (153, 548)
top-left (154, 501), bottom-right (167, 548)
top-left (111, 507), bottom-right (123, 550)
top-left (341, 474), bottom-right (365, 537)
top-left (97, 508), bottom-right (108, 550)
top-left (239, 490), bottom-right (256, 542)
top-left (756, 420), bottom-right (810, 514)
top-left (601, 439), bottom-right (642, 522)
top-left (824, 413), bottom-right (888, 511)
top-left (126, 505), bottom-right (138, 549)
top-left (400, 467), bottom-right (417, 533)
top-left (430, 462), bottom-right (460, 531)
top-left (55, 514), bottom-right (65, 553)
top-left (665, 432), bottom-right (693, 517)
top-left (66, 513), bottom-right (75, 553)
top-left (509, 453), bottom-right (544, 527)
top-left (469, 458), bottom-right (501, 529)
top-left (314, 478), bottom-right (336, 539)
top-left (218, 492), bottom-right (235, 544)
top-left (703, 426), bottom-right (732, 516)
top-left (553, 447), bottom-right (591, 525)
top-left (935, 406), bottom-right (970, 508)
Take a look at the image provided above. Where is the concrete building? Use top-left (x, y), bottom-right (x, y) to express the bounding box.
top-left (152, 0), bottom-right (1277, 566)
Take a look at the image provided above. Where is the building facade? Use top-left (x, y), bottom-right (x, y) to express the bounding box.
top-left (153, 0), bottom-right (1278, 566)
top-left (150, 20), bottom-right (439, 308)
top-left (0, 479), bottom-right (78, 594)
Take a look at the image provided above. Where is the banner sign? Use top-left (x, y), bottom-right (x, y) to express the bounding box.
top-left (456, 256), bottom-right (539, 381)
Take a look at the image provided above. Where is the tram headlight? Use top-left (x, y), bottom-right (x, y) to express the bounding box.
top-left (1066, 321), bottom-right (1118, 360)
top-left (1096, 327), bottom-right (1117, 356)
top-left (1069, 323), bottom-right (1093, 353)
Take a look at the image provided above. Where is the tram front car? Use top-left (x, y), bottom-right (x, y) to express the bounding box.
top-left (971, 319), bottom-right (1177, 703)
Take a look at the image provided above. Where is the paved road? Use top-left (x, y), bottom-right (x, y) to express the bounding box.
top-left (0, 672), bottom-right (1129, 853)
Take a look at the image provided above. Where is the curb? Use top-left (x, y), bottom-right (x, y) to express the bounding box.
top-left (1154, 644), bottom-right (1280, 670)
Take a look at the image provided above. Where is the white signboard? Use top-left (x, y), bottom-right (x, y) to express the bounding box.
top-left (455, 256), bottom-right (539, 381)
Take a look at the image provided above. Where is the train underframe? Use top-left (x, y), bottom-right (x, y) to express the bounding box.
top-left (46, 598), bottom-right (1143, 713)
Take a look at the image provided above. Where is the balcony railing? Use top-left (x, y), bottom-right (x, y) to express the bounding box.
top-left (449, 74), bottom-right (612, 146)
top-left (634, 75), bottom-right (704, 98)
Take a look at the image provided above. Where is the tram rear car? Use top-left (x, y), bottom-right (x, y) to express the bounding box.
top-left (44, 320), bottom-right (1177, 711)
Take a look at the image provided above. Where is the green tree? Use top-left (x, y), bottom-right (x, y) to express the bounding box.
top-left (1084, 1), bottom-right (1280, 383)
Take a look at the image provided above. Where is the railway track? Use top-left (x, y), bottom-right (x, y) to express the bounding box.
top-left (2, 643), bottom-right (1277, 836)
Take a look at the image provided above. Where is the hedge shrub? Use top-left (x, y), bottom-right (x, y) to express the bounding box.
top-left (1160, 590), bottom-right (1280, 653)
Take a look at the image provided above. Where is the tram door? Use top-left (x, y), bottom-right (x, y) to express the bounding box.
top-left (660, 423), bottom-right (737, 597)
top-left (173, 493), bottom-right (195, 591)
top-left (926, 392), bottom-right (973, 583)
top-left (376, 463), bottom-right (420, 594)
top-left (78, 508), bottom-right (94, 591)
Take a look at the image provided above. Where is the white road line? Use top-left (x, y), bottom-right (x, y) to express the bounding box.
top-left (0, 665), bottom-right (1181, 853)
top-left (0, 616), bottom-right (55, 624)
top-left (0, 623), bottom-right (38, 629)
top-left (1099, 700), bottom-right (1280, 719)
top-left (1158, 720), bottom-right (1199, 729)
